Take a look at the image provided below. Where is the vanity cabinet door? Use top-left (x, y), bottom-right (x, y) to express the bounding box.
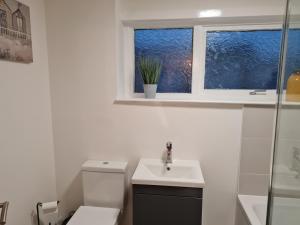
top-left (133, 193), bottom-right (202, 225)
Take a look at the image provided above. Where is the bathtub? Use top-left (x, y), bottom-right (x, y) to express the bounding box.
top-left (238, 195), bottom-right (267, 225)
top-left (237, 194), bottom-right (300, 225)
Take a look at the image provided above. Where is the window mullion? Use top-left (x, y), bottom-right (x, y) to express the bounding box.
top-left (192, 26), bottom-right (206, 97)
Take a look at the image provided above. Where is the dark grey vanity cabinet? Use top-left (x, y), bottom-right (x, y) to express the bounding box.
top-left (133, 185), bottom-right (203, 225)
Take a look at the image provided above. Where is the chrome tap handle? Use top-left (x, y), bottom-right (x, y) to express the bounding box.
top-left (0, 202), bottom-right (9, 225)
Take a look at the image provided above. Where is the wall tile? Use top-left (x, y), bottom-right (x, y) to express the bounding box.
top-left (242, 106), bottom-right (275, 138)
top-left (239, 173), bottom-right (270, 196)
top-left (275, 138), bottom-right (300, 167)
top-left (276, 107), bottom-right (300, 140)
top-left (240, 138), bottom-right (273, 174)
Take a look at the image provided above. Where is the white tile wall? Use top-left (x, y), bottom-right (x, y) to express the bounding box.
top-left (240, 138), bottom-right (273, 174)
top-left (276, 107), bottom-right (300, 140)
top-left (239, 173), bottom-right (270, 196)
top-left (274, 106), bottom-right (300, 169)
top-left (242, 106), bottom-right (275, 138)
top-left (238, 106), bottom-right (276, 196)
top-left (276, 138), bottom-right (300, 167)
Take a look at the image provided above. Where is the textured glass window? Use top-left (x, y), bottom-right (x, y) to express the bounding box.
top-left (135, 28), bottom-right (193, 93)
top-left (205, 30), bottom-right (282, 89)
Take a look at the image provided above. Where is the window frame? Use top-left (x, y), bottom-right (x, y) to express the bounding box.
top-left (16, 16), bottom-right (23, 32)
top-left (0, 9), bottom-right (8, 28)
top-left (201, 24), bottom-right (281, 96)
top-left (121, 23), bottom-right (282, 102)
top-left (134, 28), bottom-right (194, 94)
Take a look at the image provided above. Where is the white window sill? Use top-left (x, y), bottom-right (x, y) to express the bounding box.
top-left (115, 93), bottom-right (300, 107)
top-left (114, 96), bottom-right (276, 106)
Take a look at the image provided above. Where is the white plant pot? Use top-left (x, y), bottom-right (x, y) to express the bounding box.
top-left (143, 84), bottom-right (157, 99)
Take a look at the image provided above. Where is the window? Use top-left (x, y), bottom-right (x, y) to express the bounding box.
top-left (122, 24), bottom-right (300, 102)
top-left (16, 17), bottom-right (23, 32)
top-left (205, 30), bottom-right (281, 89)
top-left (134, 28), bottom-right (193, 93)
top-left (0, 9), bottom-right (7, 28)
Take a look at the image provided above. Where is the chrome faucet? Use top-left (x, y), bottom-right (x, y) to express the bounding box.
top-left (165, 142), bottom-right (173, 164)
top-left (291, 147), bottom-right (300, 178)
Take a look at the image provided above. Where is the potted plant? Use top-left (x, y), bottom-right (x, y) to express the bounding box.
top-left (139, 56), bottom-right (162, 98)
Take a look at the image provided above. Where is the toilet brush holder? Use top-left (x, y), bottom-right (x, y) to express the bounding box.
top-left (36, 201), bottom-right (60, 225)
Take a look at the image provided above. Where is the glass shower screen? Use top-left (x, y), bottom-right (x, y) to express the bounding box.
top-left (267, 0), bottom-right (300, 225)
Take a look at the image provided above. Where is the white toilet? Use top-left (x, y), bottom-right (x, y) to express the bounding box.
top-left (67, 160), bottom-right (128, 225)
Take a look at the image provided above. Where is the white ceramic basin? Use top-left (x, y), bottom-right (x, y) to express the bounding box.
top-left (132, 158), bottom-right (205, 188)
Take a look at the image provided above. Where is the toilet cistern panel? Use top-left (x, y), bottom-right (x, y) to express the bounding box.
top-left (81, 160), bottom-right (128, 210)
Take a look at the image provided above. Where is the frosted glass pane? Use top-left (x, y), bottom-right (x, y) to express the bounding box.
top-left (205, 30), bottom-right (282, 89)
top-left (135, 28), bottom-right (193, 93)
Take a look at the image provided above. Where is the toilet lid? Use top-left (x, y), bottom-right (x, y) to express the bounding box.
top-left (67, 206), bottom-right (120, 225)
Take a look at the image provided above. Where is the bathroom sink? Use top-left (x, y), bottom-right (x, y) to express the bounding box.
top-left (131, 158), bottom-right (205, 188)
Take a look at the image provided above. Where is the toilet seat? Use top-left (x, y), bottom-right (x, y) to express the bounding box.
top-left (67, 206), bottom-right (120, 225)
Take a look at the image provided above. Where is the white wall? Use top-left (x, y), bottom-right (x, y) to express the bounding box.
top-left (0, 0), bottom-right (57, 225)
top-left (45, 1), bottom-right (283, 225)
top-left (45, 1), bottom-right (244, 225)
top-left (119, 0), bottom-right (285, 20)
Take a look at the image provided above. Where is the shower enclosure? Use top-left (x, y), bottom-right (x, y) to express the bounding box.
top-left (267, 0), bottom-right (300, 225)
